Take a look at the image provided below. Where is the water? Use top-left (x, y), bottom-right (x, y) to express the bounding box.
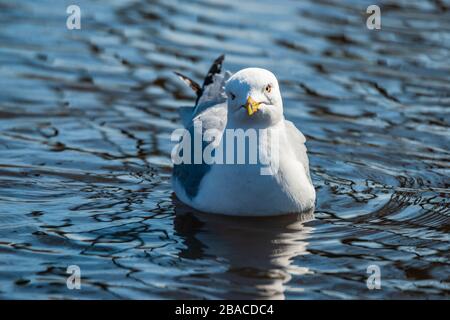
top-left (0, 0), bottom-right (449, 299)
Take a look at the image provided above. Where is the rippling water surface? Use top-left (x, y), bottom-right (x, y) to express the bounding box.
top-left (0, 0), bottom-right (449, 299)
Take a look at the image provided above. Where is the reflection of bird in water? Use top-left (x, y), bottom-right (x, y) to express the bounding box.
top-left (173, 198), bottom-right (314, 299)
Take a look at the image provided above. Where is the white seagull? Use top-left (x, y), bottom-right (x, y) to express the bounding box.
top-left (173, 55), bottom-right (315, 216)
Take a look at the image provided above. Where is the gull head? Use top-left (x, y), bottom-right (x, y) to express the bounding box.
top-left (225, 68), bottom-right (284, 128)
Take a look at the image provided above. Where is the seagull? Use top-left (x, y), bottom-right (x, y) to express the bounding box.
top-left (172, 55), bottom-right (315, 216)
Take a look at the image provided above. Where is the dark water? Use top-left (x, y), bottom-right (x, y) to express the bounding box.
top-left (0, 0), bottom-right (449, 299)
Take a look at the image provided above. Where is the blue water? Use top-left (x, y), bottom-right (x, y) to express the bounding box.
top-left (0, 0), bottom-right (449, 299)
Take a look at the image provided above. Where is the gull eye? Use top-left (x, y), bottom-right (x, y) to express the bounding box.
top-left (265, 84), bottom-right (272, 93)
top-left (229, 92), bottom-right (236, 100)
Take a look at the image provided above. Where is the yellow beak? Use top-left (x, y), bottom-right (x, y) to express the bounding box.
top-left (245, 96), bottom-right (261, 116)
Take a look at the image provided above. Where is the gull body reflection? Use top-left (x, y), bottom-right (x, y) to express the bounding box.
top-left (173, 198), bottom-right (315, 299)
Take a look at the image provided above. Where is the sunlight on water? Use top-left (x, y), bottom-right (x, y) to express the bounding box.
top-left (0, 0), bottom-right (449, 299)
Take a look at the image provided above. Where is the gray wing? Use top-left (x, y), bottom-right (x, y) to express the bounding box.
top-left (284, 120), bottom-right (312, 183)
top-left (172, 102), bottom-right (227, 199)
top-left (174, 54), bottom-right (229, 125)
top-left (176, 71), bottom-right (231, 128)
top-left (173, 56), bottom-right (230, 199)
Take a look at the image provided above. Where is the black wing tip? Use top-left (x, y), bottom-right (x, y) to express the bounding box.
top-left (202, 54), bottom-right (226, 88)
top-left (173, 71), bottom-right (184, 80)
top-left (214, 54), bottom-right (225, 65)
top-left (174, 54), bottom-right (226, 106)
top-left (173, 71), bottom-right (202, 95)
top-left (211, 54), bottom-right (225, 73)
